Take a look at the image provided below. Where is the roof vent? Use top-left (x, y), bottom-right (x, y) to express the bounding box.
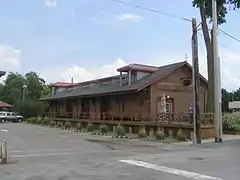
top-left (182, 79), bottom-right (192, 86)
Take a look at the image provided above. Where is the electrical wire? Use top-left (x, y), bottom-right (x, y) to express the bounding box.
top-left (107, 0), bottom-right (240, 45)
top-left (108, 0), bottom-right (240, 45)
top-left (107, 0), bottom-right (192, 22)
top-left (198, 33), bottom-right (238, 52)
top-left (237, 9), bottom-right (240, 15)
top-left (219, 29), bottom-right (240, 44)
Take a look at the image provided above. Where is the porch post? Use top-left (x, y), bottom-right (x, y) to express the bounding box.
top-left (128, 70), bottom-right (131, 85)
top-left (120, 72), bottom-right (123, 86)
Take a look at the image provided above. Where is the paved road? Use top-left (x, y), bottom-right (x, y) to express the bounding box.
top-left (0, 123), bottom-right (239, 180)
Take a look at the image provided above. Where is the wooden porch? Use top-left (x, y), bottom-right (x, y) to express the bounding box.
top-left (42, 112), bottom-right (214, 139)
top-left (43, 112), bottom-right (214, 126)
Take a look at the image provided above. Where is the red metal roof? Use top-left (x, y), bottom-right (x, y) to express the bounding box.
top-left (0, 101), bottom-right (13, 108)
top-left (49, 82), bottom-right (77, 87)
top-left (117, 63), bottom-right (159, 73)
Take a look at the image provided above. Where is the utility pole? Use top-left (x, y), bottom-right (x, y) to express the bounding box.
top-left (22, 85), bottom-right (27, 102)
top-left (192, 18), bottom-right (201, 144)
top-left (218, 57), bottom-right (223, 140)
top-left (212, 0), bottom-right (222, 142)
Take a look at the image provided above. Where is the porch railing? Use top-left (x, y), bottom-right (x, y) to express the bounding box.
top-left (42, 112), bottom-right (214, 126)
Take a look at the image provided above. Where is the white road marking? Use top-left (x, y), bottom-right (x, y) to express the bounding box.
top-left (119, 159), bottom-right (224, 180)
top-left (12, 152), bottom-right (79, 158)
top-left (1, 129), bottom-right (8, 132)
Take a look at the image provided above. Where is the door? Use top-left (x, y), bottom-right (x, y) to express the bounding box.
top-left (100, 96), bottom-right (111, 113)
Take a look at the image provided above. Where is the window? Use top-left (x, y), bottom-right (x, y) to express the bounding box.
top-left (6, 112), bottom-right (10, 116)
top-left (131, 72), bottom-right (137, 83)
top-left (166, 102), bottom-right (173, 113)
top-left (157, 96), bottom-right (174, 113)
top-left (166, 97), bottom-right (174, 113)
top-left (136, 72), bottom-right (150, 80)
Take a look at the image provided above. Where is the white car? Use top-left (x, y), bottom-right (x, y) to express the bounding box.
top-left (0, 112), bottom-right (23, 123)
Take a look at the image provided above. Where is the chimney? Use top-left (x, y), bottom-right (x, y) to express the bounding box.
top-left (71, 77), bottom-right (73, 84)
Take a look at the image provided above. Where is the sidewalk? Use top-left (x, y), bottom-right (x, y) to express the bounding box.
top-left (173, 134), bottom-right (240, 145)
top-left (84, 134), bottom-right (240, 148)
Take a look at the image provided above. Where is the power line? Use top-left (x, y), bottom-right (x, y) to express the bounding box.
top-left (107, 0), bottom-right (192, 22)
top-left (219, 29), bottom-right (240, 44)
top-left (237, 9), bottom-right (240, 15)
top-left (108, 0), bottom-right (240, 44)
top-left (198, 33), bottom-right (238, 52)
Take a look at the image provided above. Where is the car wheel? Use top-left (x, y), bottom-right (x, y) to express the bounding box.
top-left (1, 119), bottom-right (5, 123)
top-left (18, 119), bottom-right (22, 123)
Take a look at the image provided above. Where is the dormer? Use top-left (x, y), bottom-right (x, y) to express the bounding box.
top-left (49, 81), bottom-right (76, 95)
top-left (117, 63), bottom-right (158, 86)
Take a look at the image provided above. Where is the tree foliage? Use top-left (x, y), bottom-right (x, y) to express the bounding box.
top-left (193, 0), bottom-right (240, 24)
top-left (222, 88), bottom-right (240, 112)
top-left (0, 72), bottom-right (50, 118)
top-left (192, 0), bottom-right (240, 113)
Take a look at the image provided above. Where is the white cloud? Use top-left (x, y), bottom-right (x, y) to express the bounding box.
top-left (115, 13), bottom-right (143, 23)
top-left (0, 45), bottom-right (21, 72)
top-left (39, 58), bottom-right (127, 83)
top-left (218, 49), bottom-right (240, 91)
top-left (45, 0), bottom-right (57, 7)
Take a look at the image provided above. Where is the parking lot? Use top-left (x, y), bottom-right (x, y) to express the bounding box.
top-left (0, 123), bottom-right (240, 180)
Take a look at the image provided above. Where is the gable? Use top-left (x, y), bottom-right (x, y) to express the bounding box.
top-left (152, 64), bottom-right (208, 91)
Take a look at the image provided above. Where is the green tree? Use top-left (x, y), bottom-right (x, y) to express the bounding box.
top-left (25, 71), bottom-right (46, 100)
top-left (18, 98), bottom-right (49, 118)
top-left (222, 88), bottom-right (232, 112)
top-left (0, 73), bottom-right (25, 105)
top-left (192, 0), bottom-right (240, 112)
top-left (233, 88), bottom-right (240, 101)
top-left (0, 71), bottom-right (50, 117)
top-left (41, 85), bottom-right (51, 97)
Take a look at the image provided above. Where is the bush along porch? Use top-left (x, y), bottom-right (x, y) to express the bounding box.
top-left (25, 113), bottom-right (214, 143)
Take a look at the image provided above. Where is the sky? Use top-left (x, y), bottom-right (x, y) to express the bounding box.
top-left (0, 0), bottom-right (239, 91)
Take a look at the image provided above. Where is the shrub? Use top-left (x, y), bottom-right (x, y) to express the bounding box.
top-left (149, 129), bottom-right (155, 137)
top-left (156, 130), bottom-right (165, 140)
top-left (176, 130), bottom-right (187, 141)
top-left (42, 119), bottom-right (49, 126)
top-left (99, 124), bottom-right (109, 133)
top-left (86, 122), bottom-right (95, 132)
top-left (138, 130), bottom-right (147, 138)
top-left (49, 120), bottom-right (55, 127)
top-left (57, 122), bottom-right (62, 128)
top-left (18, 98), bottom-right (49, 118)
top-left (36, 118), bottom-right (42, 125)
top-left (76, 122), bottom-right (83, 130)
top-left (115, 125), bottom-right (126, 136)
top-left (223, 113), bottom-right (240, 132)
top-left (26, 118), bottom-right (32, 123)
top-left (26, 117), bottom-right (37, 124)
top-left (64, 121), bottom-right (71, 129)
